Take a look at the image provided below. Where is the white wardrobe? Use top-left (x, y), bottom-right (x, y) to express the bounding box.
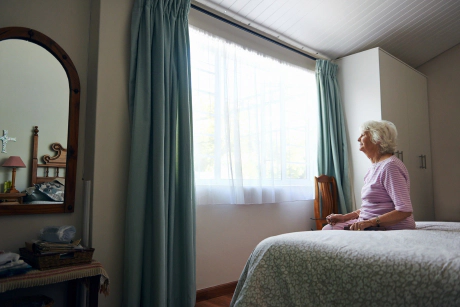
top-left (336, 47), bottom-right (435, 221)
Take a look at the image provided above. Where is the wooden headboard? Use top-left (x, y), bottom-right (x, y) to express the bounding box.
top-left (31, 126), bottom-right (66, 185)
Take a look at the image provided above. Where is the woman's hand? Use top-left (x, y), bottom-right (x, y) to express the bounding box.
top-left (326, 214), bottom-right (345, 225)
top-left (349, 220), bottom-right (373, 231)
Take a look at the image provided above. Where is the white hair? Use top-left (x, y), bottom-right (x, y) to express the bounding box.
top-left (360, 120), bottom-right (397, 154)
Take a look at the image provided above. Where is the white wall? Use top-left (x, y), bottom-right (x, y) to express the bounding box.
top-left (417, 44), bottom-right (460, 222)
top-left (197, 201), bottom-right (315, 289)
top-left (0, 1), bottom-right (90, 305)
top-left (88, 0), bottom-right (132, 305)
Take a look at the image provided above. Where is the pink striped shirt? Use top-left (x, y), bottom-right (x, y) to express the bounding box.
top-left (359, 155), bottom-right (415, 230)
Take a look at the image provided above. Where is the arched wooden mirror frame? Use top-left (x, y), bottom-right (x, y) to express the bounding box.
top-left (0, 27), bottom-right (80, 215)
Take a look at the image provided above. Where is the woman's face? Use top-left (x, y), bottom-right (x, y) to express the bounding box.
top-left (358, 131), bottom-right (378, 155)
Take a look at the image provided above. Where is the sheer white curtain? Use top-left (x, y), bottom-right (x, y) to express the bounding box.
top-left (190, 26), bottom-right (318, 205)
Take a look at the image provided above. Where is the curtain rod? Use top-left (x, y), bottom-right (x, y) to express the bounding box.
top-left (190, 4), bottom-right (317, 61)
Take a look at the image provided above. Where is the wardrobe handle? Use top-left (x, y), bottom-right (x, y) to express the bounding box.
top-left (419, 155), bottom-right (427, 169)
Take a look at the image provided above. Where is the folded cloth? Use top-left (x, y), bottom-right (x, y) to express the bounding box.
top-left (39, 225), bottom-right (76, 243)
top-left (0, 262), bottom-right (32, 277)
top-left (0, 252), bottom-right (20, 266)
top-left (0, 254), bottom-right (32, 278)
top-left (0, 259), bottom-right (26, 271)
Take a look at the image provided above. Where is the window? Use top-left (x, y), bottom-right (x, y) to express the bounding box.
top-left (190, 26), bottom-right (318, 205)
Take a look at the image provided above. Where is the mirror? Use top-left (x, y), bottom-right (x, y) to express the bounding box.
top-left (0, 27), bottom-right (80, 215)
top-left (0, 40), bottom-right (69, 189)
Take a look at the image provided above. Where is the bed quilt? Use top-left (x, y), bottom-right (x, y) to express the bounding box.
top-left (230, 222), bottom-right (460, 307)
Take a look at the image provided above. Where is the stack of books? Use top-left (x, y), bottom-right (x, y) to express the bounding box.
top-left (24, 239), bottom-right (83, 254)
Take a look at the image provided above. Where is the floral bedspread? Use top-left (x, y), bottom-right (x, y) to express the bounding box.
top-left (230, 222), bottom-right (460, 307)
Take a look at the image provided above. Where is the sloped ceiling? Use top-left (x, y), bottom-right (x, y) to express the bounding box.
top-left (192, 0), bottom-right (460, 68)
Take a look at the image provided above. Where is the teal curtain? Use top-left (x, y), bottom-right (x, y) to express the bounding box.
top-left (123, 0), bottom-right (195, 306)
top-left (316, 59), bottom-right (352, 214)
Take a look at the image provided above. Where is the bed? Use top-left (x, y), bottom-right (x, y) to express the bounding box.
top-left (230, 222), bottom-right (460, 307)
top-left (23, 126), bottom-right (66, 204)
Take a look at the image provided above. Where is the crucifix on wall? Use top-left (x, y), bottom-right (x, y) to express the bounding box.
top-left (0, 130), bottom-right (17, 153)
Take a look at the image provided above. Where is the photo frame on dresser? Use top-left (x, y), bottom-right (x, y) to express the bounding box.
top-left (0, 27), bottom-right (80, 215)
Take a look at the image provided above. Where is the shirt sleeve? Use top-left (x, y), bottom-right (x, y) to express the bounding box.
top-left (380, 162), bottom-right (413, 212)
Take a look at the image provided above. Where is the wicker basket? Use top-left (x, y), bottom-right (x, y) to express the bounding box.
top-left (19, 247), bottom-right (94, 270)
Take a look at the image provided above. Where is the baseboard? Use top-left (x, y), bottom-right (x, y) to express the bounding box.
top-left (196, 281), bottom-right (238, 302)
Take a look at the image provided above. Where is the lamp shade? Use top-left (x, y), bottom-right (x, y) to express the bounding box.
top-left (2, 156), bottom-right (26, 168)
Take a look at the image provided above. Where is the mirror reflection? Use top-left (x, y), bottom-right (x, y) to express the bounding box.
top-left (0, 39), bottom-right (69, 204)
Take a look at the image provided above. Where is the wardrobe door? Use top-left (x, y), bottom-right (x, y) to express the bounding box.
top-left (379, 50), bottom-right (410, 161)
top-left (405, 68), bottom-right (435, 220)
top-left (336, 48), bottom-right (382, 208)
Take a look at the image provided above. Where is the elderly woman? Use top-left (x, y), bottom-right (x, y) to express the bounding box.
top-left (323, 120), bottom-right (415, 231)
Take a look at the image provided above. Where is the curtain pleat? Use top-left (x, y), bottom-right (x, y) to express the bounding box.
top-left (124, 0), bottom-right (195, 306)
top-left (316, 59), bottom-right (352, 214)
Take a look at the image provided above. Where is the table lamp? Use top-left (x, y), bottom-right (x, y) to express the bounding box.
top-left (2, 156), bottom-right (26, 193)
